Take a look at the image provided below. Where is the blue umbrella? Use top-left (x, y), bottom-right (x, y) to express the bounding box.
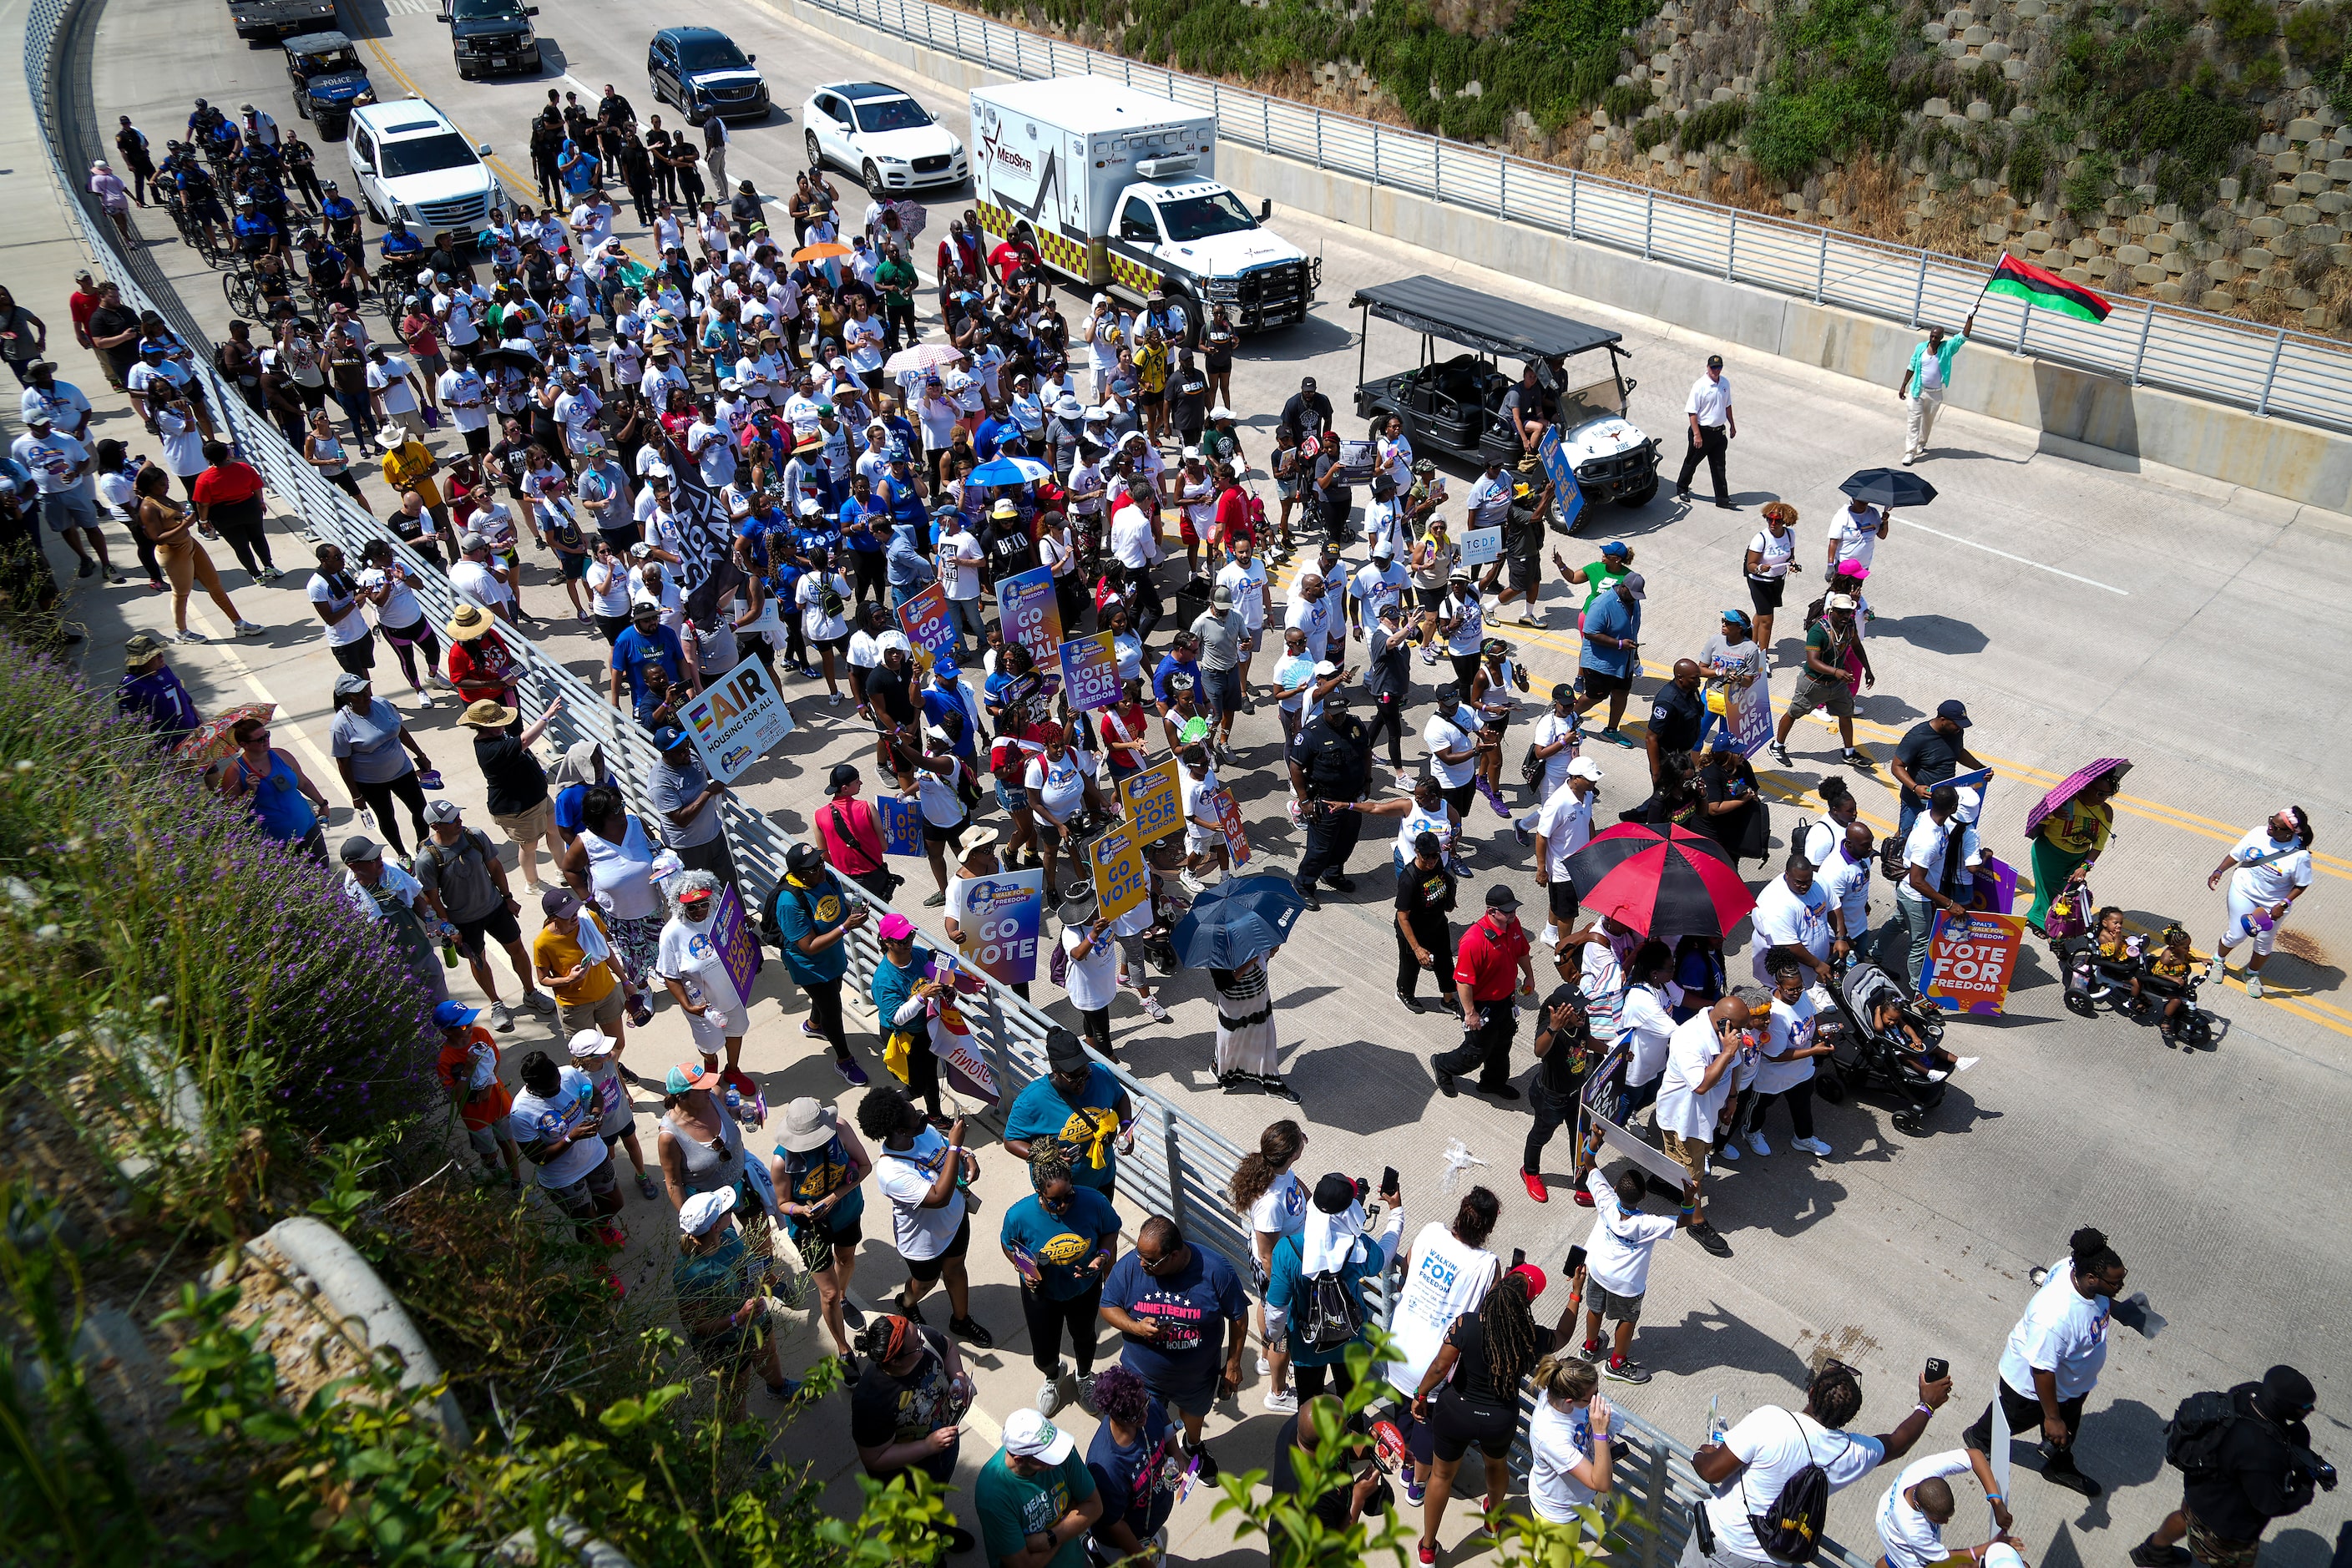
top-left (968, 455), bottom-right (1051, 487)
top-left (1168, 874), bottom-right (1308, 969)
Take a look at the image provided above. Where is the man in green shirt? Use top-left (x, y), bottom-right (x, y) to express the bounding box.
top-left (974, 1408), bottom-right (1101, 1568)
top-left (1897, 308), bottom-right (1975, 466)
top-left (874, 242), bottom-right (919, 354)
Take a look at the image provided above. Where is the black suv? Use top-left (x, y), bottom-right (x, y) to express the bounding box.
top-left (437, 0), bottom-right (541, 78)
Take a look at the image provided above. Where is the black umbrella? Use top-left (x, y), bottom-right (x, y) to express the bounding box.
top-left (1840, 468), bottom-right (1937, 508)
top-left (471, 346), bottom-right (542, 377)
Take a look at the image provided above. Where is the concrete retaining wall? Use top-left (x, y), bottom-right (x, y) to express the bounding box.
top-left (771, 0), bottom-right (2352, 514)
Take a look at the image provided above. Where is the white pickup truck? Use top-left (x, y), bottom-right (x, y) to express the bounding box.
top-left (969, 76), bottom-right (1317, 341)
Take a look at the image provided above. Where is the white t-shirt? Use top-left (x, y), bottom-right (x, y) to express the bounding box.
top-left (1026, 750), bottom-right (1090, 823)
top-left (1703, 1409), bottom-right (1886, 1560)
top-left (939, 529), bottom-right (984, 601)
top-left (1746, 526), bottom-right (1795, 580)
top-left (1654, 1014), bottom-right (1745, 1143)
top-left (309, 571), bottom-right (373, 647)
top-left (1580, 1168), bottom-right (1678, 1296)
top-left (585, 559), bottom-right (632, 619)
top-left (1216, 558), bottom-right (1270, 632)
top-left (1996, 1257), bottom-right (2112, 1400)
top-left (1755, 989), bottom-right (1821, 1095)
top-left (1247, 1169), bottom-right (1309, 1242)
top-left (1285, 590), bottom-right (1338, 658)
top-left (1749, 875), bottom-right (1833, 984)
top-left (1816, 847), bottom-right (1871, 936)
top-left (1528, 710), bottom-right (1578, 799)
top-left (1394, 801), bottom-right (1454, 862)
top-left (873, 1126), bottom-right (968, 1261)
top-left (1379, 1222), bottom-right (1499, 1394)
top-left (1530, 1395), bottom-right (1605, 1521)
top-left (1060, 923), bottom-right (1119, 1013)
top-left (450, 559), bottom-right (513, 614)
top-left (1829, 504), bottom-right (1885, 571)
top-left (1877, 1451), bottom-right (1974, 1568)
top-left (797, 571), bottom-right (852, 642)
top-left (1618, 983), bottom-right (1682, 1087)
top-left (655, 917), bottom-right (746, 1015)
top-left (1899, 814), bottom-right (1984, 902)
top-left (1423, 712), bottom-right (1479, 789)
top-left (506, 1067), bottom-right (610, 1189)
top-left (1537, 786), bottom-right (1594, 881)
top-left (2228, 827), bottom-right (2314, 908)
top-left (1443, 591), bottom-right (1486, 657)
top-left (367, 356), bottom-right (419, 416)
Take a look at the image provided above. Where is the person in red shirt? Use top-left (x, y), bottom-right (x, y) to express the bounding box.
top-left (1434, 883), bottom-right (1536, 1098)
top-left (432, 1000), bottom-right (522, 1190)
top-left (1211, 468), bottom-right (1253, 558)
top-left (446, 604), bottom-right (522, 715)
top-left (190, 442), bottom-right (279, 582)
top-left (66, 270), bottom-right (108, 387)
top-left (814, 760), bottom-right (898, 902)
top-left (985, 235), bottom-right (1037, 286)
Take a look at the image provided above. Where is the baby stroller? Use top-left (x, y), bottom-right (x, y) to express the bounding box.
top-left (1817, 959), bottom-right (1947, 1136)
top-left (2055, 925), bottom-right (2218, 1050)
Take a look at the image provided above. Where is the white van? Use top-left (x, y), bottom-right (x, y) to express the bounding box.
top-left (346, 99), bottom-right (498, 239)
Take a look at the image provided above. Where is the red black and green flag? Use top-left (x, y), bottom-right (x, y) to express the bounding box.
top-left (1983, 254), bottom-right (2112, 323)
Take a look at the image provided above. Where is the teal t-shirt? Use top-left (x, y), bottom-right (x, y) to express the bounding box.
top-left (975, 1444), bottom-right (1097, 1568)
top-left (999, 1188), bottom-right (1120, 1301)
top-left (770, 873), bottom-right (853, 984)
top-left (1002, 1067), bottom-right (1122, 1191)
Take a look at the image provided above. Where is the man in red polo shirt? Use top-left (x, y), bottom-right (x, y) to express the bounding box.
top-left (1434, 883), bottom-right (1536, 1099)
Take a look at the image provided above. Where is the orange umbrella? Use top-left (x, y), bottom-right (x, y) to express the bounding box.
top-left (792, 242), bottom-right (852, 262)
top-left (175, 703), bottom-right (274, 765)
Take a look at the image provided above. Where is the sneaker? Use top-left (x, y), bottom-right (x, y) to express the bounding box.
top-left (1478, 778), bottom-right (1509, 817)
top-left (1577, 1338), bottom-right (1606, 1363)
top-left (1513, 821), bottom-right (1535, 848)
top-left (1263, 1387), bottom-right (1298, 1414)
top-left (1951, 1055), bottom-right (1979, 1074)
top-left (1180, 869), bottom-right (1207, 894)
top-left (177, 628), bottom-right (207, 644)
top-left (1748, 1131), bottom-right (1772, 1156)
top-left (2244, 974), bottom-right (2264, 999)
top-left (635, 1171), bottom-right (660, 1201)
top-left (1520, 1168), bottom-right (1549, 1203)
top-left (829, 691), bottom-right (844, 706)
top-left (104, 565), bottom-right (125, 585)
top-left (1398, 994), bottom-right (1425, 1014)
top-left (922, 891), bottom-right (946, 907)
top-left (1141, 997), bottom-right (1171, 1024)
top-left (1688, 1220), bottom-right (1732, 1257)
top-left (896, 1290), bottom-right (927, 1324)
top-left (2130, 1541), bottom-right (2192, 1567)
top-left (1192, 1448), bottom-right (1219, 1485)
top-left (1037, 1366), bottom-right (1069, 1418)
top-left (524, 990), bottom-right (557, 1014)
top-left (949, 1314), bottom-right (994, 1350)
top-left (1074, 1371), bottom-right (1100, 1414)
top-left (1573, 1187), bottom-right (1596, 1207)
top-left (1600, 727), bottom-right (1634, 748)
top-left (1715, 1139), bottom-right (1740, 1161)
top-left (1418, 1541), bottom-right (1436, 1565)
top-left (1405, 1474), bottom-right (1427, 1505)
top-left (1769, 741), bottom-right (1793, 767)
top-left (506, 1171), bottom-right (524, 1193)
top-left (1257, 1354), bottom-right (1272, 1376)
top-left (76, 559), bottom-right (94, 579)
top-left (838, 1351), bottom-right (862, 1383)
top-left (1842, 747), bottom-right (1869, 768)
top-left (1603, 1356), bottom-right (1653, 1384)
top-left (835, 1055), bottom-right (871, 1088)
top-left (489, 1002), bottom-right (516, 1033)
top-left (1297, 884), bottom-right (1323, 913)
top-left (1434, 1070), bottom-right (1458, 1098)
top-left (763, 1376), bottom-right (802, 1404)
top-left (593, 1222), bottom-right (625, 1248)
top-left (1792, 1136), bottom-right (1833, 1156)
top-left (234, 620), bottom-right (266, 637)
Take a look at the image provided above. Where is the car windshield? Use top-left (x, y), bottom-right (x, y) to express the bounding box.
top-left (1156, 190), bottom-right (1256, 242)
top-left (448, 0), bottom-right (522, 16)
top-left (852, 97), bottom-right (933, 133)
top-left (1556, 373), bottom-right (1622, 425)
top-left (677, 35), bottom-right (750, 70)
top-left (377, 132), bottom-right (478, 178)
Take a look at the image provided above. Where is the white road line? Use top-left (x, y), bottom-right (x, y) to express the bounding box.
top-left (185, 608), bottom-right (352, 804)
top-left (1893, 517), bottom-right (2129, 595)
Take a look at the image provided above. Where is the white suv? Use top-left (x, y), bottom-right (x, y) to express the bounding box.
top-left (802, 81), bottom-right (966, 195)
top-left (346, 99), bottom-right (498, 239)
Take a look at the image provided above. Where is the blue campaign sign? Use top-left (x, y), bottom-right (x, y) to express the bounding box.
top-left (876, 793), bottom-right (924, 856)
top-left (1539, 427), bottom-right (1586, 534)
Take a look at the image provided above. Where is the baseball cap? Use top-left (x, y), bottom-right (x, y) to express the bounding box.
top-left (826, 761), bottom-right (862, 795)
top-left (1935, 699), bottom-right (1971, 727)
top-left (678, 1190), bottom-right (734, 1236)
top-left (1508, 1262), bottom-right (1550, 1301)
top-left (1707, 353), bottom-right (1724, 367)
top-left (339, 834), bottom-right (382, 865)
top-left (665, 1062), bottom-right (722, 1094)
top-left (541, 887), bottom-right (582, 918)
top-left (877, 912), bottom-right (916, 942)
top-left (651, 725), bottom-right (690, 751)
top-left (1485, 884), bottom-right (1521, 910)
top-left (1565, 756), bottom-right (1605, 781)
top-left (1722, 608), bottom-right (1752, 628)
top-left (567, 1029), bottom-right (616, 1059)
top-left (1002, 1409), bottom-right (1076, 1464)
top-left (423, 800), bottom-right (463, 825)
top-left (1601, 540), bottom-right (1631, 559)
top-left (431, 999), bottom-right (481, 1028)
top-left (1618, 572), bottom-right (1646, 598)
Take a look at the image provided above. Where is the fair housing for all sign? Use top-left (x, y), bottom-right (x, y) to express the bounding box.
top-left (678, 655), bottom-right (795, 783)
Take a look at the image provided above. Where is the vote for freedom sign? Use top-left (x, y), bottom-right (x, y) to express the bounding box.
top-left (1921, 908), bottom-right (2026, 1015)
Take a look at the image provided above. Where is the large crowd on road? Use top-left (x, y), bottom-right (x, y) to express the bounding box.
top-left (0, 78), bottom-right (2328, 1568)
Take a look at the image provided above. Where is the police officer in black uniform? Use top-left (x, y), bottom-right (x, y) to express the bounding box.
top-left (1287, 684), bottom-right (1373, 911)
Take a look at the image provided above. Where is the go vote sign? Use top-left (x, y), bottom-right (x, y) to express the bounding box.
top-left (1922, 908), bottom-right (2026, 1016)
top-left (1090, 823), bottom-right (1149, 922)
top-left (956, 867), bottom-right (1045, 984)
top-left (996, 564), bottom-right (1063, 663)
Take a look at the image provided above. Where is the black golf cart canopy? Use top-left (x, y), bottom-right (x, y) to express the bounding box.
top-left (284, 29), bottom-right (357, 55)
top-left (1349, 276), bottom-right (1621, 361)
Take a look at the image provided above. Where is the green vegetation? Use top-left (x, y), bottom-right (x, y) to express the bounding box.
top-left (2045, 7), bottom-right (2258, 210)
top-left (2284, 0), bottom-right (2352, 120)
top-left (1748, 0), bottom-right (1917, 183)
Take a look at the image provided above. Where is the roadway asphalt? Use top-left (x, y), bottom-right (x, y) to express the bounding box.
top-left (48, 0), bottom-right (2352, 1561)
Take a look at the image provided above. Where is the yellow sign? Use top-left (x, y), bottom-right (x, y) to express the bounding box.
top-left (1090, 823), bottom-right (1149, 923)
top-left (1118, 759), bottom-right (1185, 847)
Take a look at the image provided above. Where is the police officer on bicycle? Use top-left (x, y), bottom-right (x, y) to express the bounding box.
top-left (301, 230), bottom-right (362, 312)
top-left (230, 195), bottom-right (282, 261)
top-left (319, 180), bottom-right (362, 249)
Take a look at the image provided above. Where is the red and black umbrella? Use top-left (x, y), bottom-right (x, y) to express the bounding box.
top-left (1565, 822), bottom-right (1756, 939)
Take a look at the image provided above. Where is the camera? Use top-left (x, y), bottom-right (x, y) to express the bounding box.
top-left (2289, 1447), bottom-right (2337, 1493)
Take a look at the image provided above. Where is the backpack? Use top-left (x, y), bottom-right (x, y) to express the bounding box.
top-left (1742, 1409), bottom-right (1846, 1565)
top-left (1298, 1257), bottom-right (1364, 1352)
top-left (1048, 931), bottom-right (1071, 989)
top-left (818, 576), bottom-right (845, 620)
top-left (2163, 1390), bottom-right (2238, 1477)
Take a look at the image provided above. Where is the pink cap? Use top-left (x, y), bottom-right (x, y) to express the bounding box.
top-left (877, 913), bottom-right (916, 942)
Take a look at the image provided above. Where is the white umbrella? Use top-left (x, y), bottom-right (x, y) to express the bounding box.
top-left (883, 342), bottom-right (965, 378)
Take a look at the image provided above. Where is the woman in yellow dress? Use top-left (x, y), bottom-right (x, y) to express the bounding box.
top-left (2026, 766), bottom-right (2122, 933)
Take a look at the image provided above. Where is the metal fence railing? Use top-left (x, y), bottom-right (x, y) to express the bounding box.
top-left (794, 0), bottom-right (2348, 437)
top-left (27, 3), bottom-right (1870, 1558)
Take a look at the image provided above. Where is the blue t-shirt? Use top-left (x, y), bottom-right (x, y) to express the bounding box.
top-left (1151, 653), bottom-right (1201, 709)
top-left (841, 495), bottom-right (886, 552)
top-left (1087, 1404), bottom-right (1181, 1552)
top-left (609, 623), bottom-right (685, 716)
top-left (974, 415), bottom-right (1010, 463)
top-left (770, 873), bottom-right (853, 984)
top-left (1580, 593), bottom-right (1640, 678)
top-left (1002, 1067), bottom-right (1123, 1191)
top-left (872, 953), bottom-right (925, 1035)
top-left (999, 1188), bottom-right (1120, 1301)
top-left (1100, 1242), bottom-right (1247, 1392)
top-left (552, 776), bottom-right (613, 836)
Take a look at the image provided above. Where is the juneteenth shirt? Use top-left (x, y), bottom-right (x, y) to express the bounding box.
top-left (1100, 1244), bottom-right (1248, 1392)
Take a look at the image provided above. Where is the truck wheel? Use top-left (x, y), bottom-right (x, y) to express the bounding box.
top-left (457, 59), bottom-right (475, 80)
top-left (1616, 474), bottom-right (1658, 508)
top-left (295, 95), bottom-right (311, 120)
top-left (1167, 289), bottom-right (1201, 350)
top-left (363, 190), bottom-right (386, 225)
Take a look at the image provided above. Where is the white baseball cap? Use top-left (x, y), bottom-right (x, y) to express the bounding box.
top-left (1566, 756), bottom-right (1605, 781)
top-left (1001, 1408), bottom-right (1075, 1464)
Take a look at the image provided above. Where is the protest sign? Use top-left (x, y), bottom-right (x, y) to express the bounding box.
top-left (1723, 667), bottom-right (1774, 759)
top-left (1060, 631), bottom-right (1121, 713)
top-left (676, 655), bottom-right (795, 782)
top-left (1212, 786), bottom-right (1250, 867)
top-left (954, 868), bottom-right (1046, 984)
top-left (896, 582), bottom-right (957, 675)
top-left (1460, 526), bottom-right (1502, 567)
top-left (1922, 908), bottom-right (2026, 1015)
top-left (995, 564), bottom-right (1063, 662)
top-left (708, 883), bottom-right (761, 1003)
top-left (875, 794), bottom-right (923, 857)
top-left (1090, 823), bottom-right (1149, 923)
top-left (1118, 759), bottom-right (1185, 847)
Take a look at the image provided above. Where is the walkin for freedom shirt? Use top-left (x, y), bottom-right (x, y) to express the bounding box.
top-left (1996, 1257), bottom-right (2111, 1400)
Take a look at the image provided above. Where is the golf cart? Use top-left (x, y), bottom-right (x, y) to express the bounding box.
top-left (282, 31), bottom-right (375, 139)
top-left (1350, 275), bottom-right (1660, 511)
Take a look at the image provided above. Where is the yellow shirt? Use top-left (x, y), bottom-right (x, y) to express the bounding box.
top-left (1136, 341), bottom-right (1168, 394)
top-left (531, 908), bottom-right (619, 1006)
top-left (381, 440), bottom-right (444, 508)
top-left (2039, 797), bottom-right (2112, 857)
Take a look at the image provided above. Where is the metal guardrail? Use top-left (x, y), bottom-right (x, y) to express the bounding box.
top-left (24, 5), bottom-right (1870, 1559)
top-left (797, 0), bottom-right (2349, 437)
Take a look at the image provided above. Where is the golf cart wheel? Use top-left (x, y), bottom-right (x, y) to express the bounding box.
top-left (296, 95), bottom-right (311, 120)
top-left (1616, 474), bottom-right (1658, 508)
top-left (2182, 1012), bottom-right (2214, 1050)
top-left (805, 130), bottom-right (823, 170)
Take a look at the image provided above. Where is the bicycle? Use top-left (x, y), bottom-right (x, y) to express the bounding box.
top-left (222, 263), bottom-right (263, 321)
top-left (163, 190), bottom-right (221, 266)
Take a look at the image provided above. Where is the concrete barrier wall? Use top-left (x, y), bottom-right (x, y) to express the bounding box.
top-left (771, 0), bottom-right (2352, 514)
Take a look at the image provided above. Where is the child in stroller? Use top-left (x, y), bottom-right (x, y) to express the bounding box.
top-left (2056, 905), bottom-right (2218, 1048)
top-left (1820, 960), bottom-right (1962, 1134)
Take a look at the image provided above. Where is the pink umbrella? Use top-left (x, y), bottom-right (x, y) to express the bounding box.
top-left (2022, 759), bottom-right (2131, 838)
